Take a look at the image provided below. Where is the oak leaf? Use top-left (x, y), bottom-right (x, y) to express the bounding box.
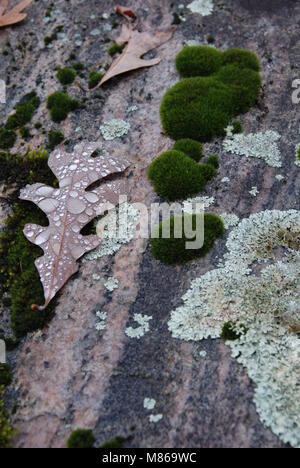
top-left (20, 142), bottom-right (130, 311)
top-left (0, 0), bottom-right (33, 27)
top-left (95, 25), bottom-right (174, 88)
top-left (115, 4), bottom-right (137, 21)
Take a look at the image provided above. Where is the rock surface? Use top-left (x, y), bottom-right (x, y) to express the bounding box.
top-left (0, 0), bottom-right (299, 448)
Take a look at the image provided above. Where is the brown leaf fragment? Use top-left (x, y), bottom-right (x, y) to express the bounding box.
top-left (95, 27), bottom-right (174, 88)
top-left (115, 4), bottom-right (137, 21)
top-left (20, 142), bottom-right (130, 311)
top-left (0, 0), bottom-right (33, 27)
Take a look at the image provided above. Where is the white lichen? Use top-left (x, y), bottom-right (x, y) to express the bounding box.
top-left (84, 203), bottom-right (140, 260)
top-left (220, 213), bottom-right (240, 230)
top-left (249, 186), bottom-right (259, 197)
top-left (149, 414), bottom-right (163, 423)
top-left (275, 174), bottom-right (285, 182)
top-left (183, 195), bottom-right (215, 212)
top-left (125, 314), bottom-right (152, 339)
top-left (168, 210), bottom-right (300, 448)
top-left (100, 119), bottom-right (131, 141)
top-left (223, 130), bottom-right (282, 168)
top-left (199, 350), bottom-right (207, 358)
top-left (144, 398), bottom-right (156, 410)
top-left (92, 273), bottom-right (101, 282)
top-left (221, 177), bottom-right (230, 184)
top-left (95, 311), bottom-right (107, 331)
top-left (104, 277), bottom-right (119, 292)
top-left (187, 0), bottom-right (214, 16)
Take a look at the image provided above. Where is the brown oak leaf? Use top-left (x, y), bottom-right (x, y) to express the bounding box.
top-left (20, 142), bottom-right (130, 311)
top-left (115, 4), bottom-right (137, 21)
top-left (0, 0), bottom-right (33, 27)
top-left (95, 25), bottom-right (174, 88)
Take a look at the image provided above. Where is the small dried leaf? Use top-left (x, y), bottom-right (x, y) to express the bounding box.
top-left (20, 142), bottom-right (130, 311)
top-left (96, 26), bottom-right (174, 88)
top-left (115, 4), bottom-right (137, 21)
top-left (0, 0), bottom-right (32, 27)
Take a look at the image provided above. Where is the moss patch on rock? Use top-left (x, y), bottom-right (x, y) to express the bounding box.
top-left (147, 150), bottom-right (217, 201)
top-left (151, 213), bottom-right (224, 264)
top-left (161, 46), bottom-right (261, 142)
top-left (173, 139), bottom-right (203, 162)
top-left (67, 429), bottom-right (95, 449)
top-left (47, 91), bottom-right (79, 123)
top-left (57, 67), bottom-right (76, 86)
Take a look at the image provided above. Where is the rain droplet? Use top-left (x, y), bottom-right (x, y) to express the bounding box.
top-left (35, 230), bottom-right (50, 245)
top-left (85, 192), bottom-right (99, 203)
top-left (37, 186), bottom-right (54, 197)
top-left (67, 198), bottom-right (86, 215)
top-left (38, 199), bottom-right (59, 214)
top-left (70, 191), bottom-right (79, 198)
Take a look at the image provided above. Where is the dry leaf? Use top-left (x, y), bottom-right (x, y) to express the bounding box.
top-left (20, 142), bottom-right (130, 311)
top-left (115, 4), bottom-right (137, 21)
top-left (95, 25), bottom-right (174, 88)
top-left (0, 0), bottom-right (32, 27)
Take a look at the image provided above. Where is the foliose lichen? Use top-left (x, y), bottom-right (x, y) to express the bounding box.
top-left (125, 314), bottom-right (152, 339)
top-left (168, 210), bottom-right (300, 447)
top-left (100, 119), bottom-right (131, 141)
top-left (187, 0), bottom-right (214, 16)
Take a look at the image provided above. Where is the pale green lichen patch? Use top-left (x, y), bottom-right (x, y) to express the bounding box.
top-left (220, 213), bottom-right (239, 230)
top-left (275, 174), bottom-right (285, 182)
top-left (149, 414), bottom-right (163, 423)
top-left (100, 119), bottom-right (131, 141)
top-left (168, 210), bottom-right (300, 447)
top-left (221, 177), bottom-right (230, 184)
top-left (187, 0), bottom-right (214, 16)
top-left (95, 311), bottom-right (107, 331)
top-left (223, 130), bottom-right (282, 168)
top-left (84, 203), bottom-right (140, 260)
top-left (125, 314), bottom-right (152, 339)
top-left (249, 186), bottom-right (259, 197)
top-left (144, 398), bottom-right (156, 410)
top-left (183, 195), bottom-right (215, 212)
top-left (104, 277), bottom-right (119, 292)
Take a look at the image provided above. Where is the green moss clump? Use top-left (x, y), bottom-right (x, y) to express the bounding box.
top-left (48, 129), bottom-right (64, 150)
top-left (222, 48), bottom-right (261, 72)
top-left (206, 155), bottom-right (219, 169)
top-left (147, 150), bottom-right (217, 201)
top-left (0, 128), bottom-right (17, 150)
top-left (88, 71), bottom-right (104, 89)
top-left (173, 139), bottom-right (203, 162)
top-left (221, 321), bottom-right (248, 341)
top-left (176, 46), bottom-right (222, 78)
top-left (297, 146), bottom-right (300, 161)
top-left (0, 386), bottom-right (16, 448)
top-left (0, 364), bottom-right (11, 387)
top-left (108, 42), bottom-right (126, 56)
top-left (161, 46), bottom-right (261, 142)
top-left (72, 62), bottom-right (84, 72)
top-left (101, 436), bottom-right (125, 449)
top-left (67, 429), bottom-right (95, 449)
top-left (151, 213), bottom-right (224, 264)
top-left (47, 91), bottom-right (79, 123)
top-left (232, 120), bottom-right (243, 134)
top-left (57, 67), bottom-right (76, 85)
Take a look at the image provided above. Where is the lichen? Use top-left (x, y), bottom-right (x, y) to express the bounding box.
top-left (249, 186), bottom-right (259, 197)
top-left (187, 0), bottom-right (214, 16)
top-left (223, 130), bottom-right (282, 168)
top-left (144, 398), bottom-right (156, 410)
top-left (149, 414), bottom-right (163, 423)
top-left (95, 311), bottom-right (107, 331)
top-left (100, 119), bottom-right (130, 141)
top-left (220, 213), bottom-right (239, 230)
top-left (183, 195), bottom-right (215, 212)
top-left (168, 210), bottom-right (300, 447)
top-left (84, 203), bottom-right (140, 260)
top-left (295, 143), bottom-right (300, 167)
top-left (104, 277), bottom-right (119, 292)
top-left (275, 174), bottom-right (285, 182)
top-left (125, 314), bottom-right (152, 339)
top-left (221, 176), bottom-right (230, 184)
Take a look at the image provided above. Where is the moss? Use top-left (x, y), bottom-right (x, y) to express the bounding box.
top-left (147, 150), bottom-right (217, 201)
top-left (0, 128), bottom-right (17, 150)
top-left (108, 42), bottom-right (126, 56)
top-left (161, 46), bottom-right (261, 142)
top-left (176, 46), bottom-right (223, 78)
top-left (222, 48), bottom-right (260, 72)
top-left (57, 67), bottom-right (76, 85)
top-left (101, 436), bottom-right (125, 449)
top-left (0, 365), bottom-right (11, 387)
top-left (20, 126), bottom-right (31, 139)
top-left (0, 386), bottom-right (16, 448)
top-left (297, 146), bottom-right (300, 161)
top-left (172, 13), bottom-right (182, 25)
top-left (67, 429), bottom-right (95, 449)
top-left (207, 34), bottom-right (215, 44)
top-left (72, 62), bottom-right (84, 72)
top-left (47, 91), bottom-right (79, 123)
top-left (88, 71), bottom-right (104, 89)
top-left (232, 120), bottom-right (243, 134)
top-left (221, 321), bottom-right (247, 341)
top-left (44, 32), bottom-right (57, 46)
top-left (0, 148), bottom-right (57, 338)
top-left (151, 213), bottom-right (224, 264)
top-left (206, 154), bottom-right (219, 169)
top-left (173, 139), bottom-right (203, 162)
top-left (48, 129), bottom-right (64, 150)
